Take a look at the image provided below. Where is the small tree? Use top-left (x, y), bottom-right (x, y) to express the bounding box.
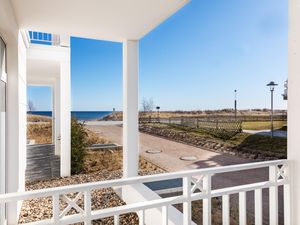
top-left (28, 100), bottom-right (35, 113)
top-left (141, 98), bottom-right (154, 114)
top-left (71, 118), bottom-right (88, 174)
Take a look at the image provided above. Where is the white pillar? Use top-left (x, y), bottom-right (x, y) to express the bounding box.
top-left (123, 40), bottom-right (139, 178)
top-left (6, 32), bottom-right (27, 225)
top-left (53, 80), bottom-right (61, 156)
top-left (288, 0), bottom-right (300, 224)
top-left (51, 86), bottom-right (55, 144)
top-left (59, 59), bottom-right (71, 176)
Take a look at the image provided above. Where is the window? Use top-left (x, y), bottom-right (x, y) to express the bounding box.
top-left (0, 36), bottom-right (7, 78)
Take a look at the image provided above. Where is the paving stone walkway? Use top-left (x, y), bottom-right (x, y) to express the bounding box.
top-left (87, 124), bottom-right (285, 225)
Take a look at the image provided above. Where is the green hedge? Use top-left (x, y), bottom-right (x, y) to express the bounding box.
top-left (71, 119), bottom-right (88, 174)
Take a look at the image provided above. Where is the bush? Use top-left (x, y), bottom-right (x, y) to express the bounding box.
top-left (71, 118), bottom-right (88, 174)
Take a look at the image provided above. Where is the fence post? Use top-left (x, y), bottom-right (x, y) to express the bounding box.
top-left (183, 176), bottom-right (191, 225)
top-left (203, 174), bottom-right (212, 225)
top-left (197, 118), bottom-right (199, 129)
top-left (283, 164), bottom-right (291, 225)
top-left (169, 117), bottom-right (171, 124)
top-left (52, 194), bottom-right (60, 224)
top-left (239, 192), bottom-right (247, 225)
top-left (181, 116), bottom-right (184, 125)
top-left (269, 165), bottom-right (279, 225)
top-left (84, 190), bottom-right (92, 225)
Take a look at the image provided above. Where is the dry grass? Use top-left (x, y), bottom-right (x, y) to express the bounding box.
top-left (27, 114), bottom-right (52, 144)
top-left (83, 149), bottom-right (164, 174)
top-left (27, 114), bottom-right (51, 122)
top-left (27, 123), bottom-right (52, 144)
top-left (27, 122), bottom-right (111, 145)
top-left (104, 110), bottom-right (285, 120)
top-left (242, 121), bottom-right (287, 130)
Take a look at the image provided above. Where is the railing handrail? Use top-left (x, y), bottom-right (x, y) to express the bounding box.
top-left (0, 159), bottom-right (287, 203)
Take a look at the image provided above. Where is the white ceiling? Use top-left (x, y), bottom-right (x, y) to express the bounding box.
top-left (27, 59), bottom-right (60, 85)
top-left (11, 0), bottom-right (189, 42)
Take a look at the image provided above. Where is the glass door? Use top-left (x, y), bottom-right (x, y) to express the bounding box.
top-left (0, 36), bottom-right (6, 225)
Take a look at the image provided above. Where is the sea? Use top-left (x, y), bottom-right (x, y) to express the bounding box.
top-left (29, 111), bottom-right (112, 121)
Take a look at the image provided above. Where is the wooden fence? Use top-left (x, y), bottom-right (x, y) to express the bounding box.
top-left (203, 114), bottom-right (287, 122)
top-left (139, 116), bottom-right (243, 139)
top-left (170, 117), bottom-right (242, 139)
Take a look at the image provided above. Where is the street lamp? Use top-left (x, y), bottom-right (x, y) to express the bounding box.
top-left (267, 81), bottom-right (278, 138)
top-left (156, 106), bottom-right (160, 122)
top-left (234, 90), bottom-right (237, 120)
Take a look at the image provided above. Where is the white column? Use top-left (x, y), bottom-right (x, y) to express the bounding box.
top-left (51, 86), bottom-right (55, 144)
top-left (59, 59), bottom-right (71, 176)
top-left (123, 40), bottom-right (139, 178)
top-left (53, 80), bottom-right (61, 156)
top-left (6, 32), bottom-right (27, 225)
top-left (288, 0), bottom-right (300, 224)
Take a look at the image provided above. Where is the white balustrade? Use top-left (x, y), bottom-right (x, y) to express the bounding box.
top-left (0, 160), bottom-right (289, 225)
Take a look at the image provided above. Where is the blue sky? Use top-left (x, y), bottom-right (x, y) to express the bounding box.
top-left (28, 0), bottom-right (288, 111)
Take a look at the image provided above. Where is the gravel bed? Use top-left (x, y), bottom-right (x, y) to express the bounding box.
top-left (19, 169), bottom-right (162, 224)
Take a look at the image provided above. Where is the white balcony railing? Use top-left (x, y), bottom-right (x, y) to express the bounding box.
top-left (0, 160), bottom-right (289, 225)
top-left (26, 31), bottom-right (60, 46)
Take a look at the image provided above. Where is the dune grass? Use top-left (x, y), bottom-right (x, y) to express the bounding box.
top-left (242, 120), bottom-right (286, 130)
top-left (27, 123), bottom-right (52, 144)
top-left (27, 122), bottom-right (111, 145)
top-left (27, 114), bottom-right (52, 122)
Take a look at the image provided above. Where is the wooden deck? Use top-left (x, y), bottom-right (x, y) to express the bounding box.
top-left (26, 144), bottom-right (60, 182)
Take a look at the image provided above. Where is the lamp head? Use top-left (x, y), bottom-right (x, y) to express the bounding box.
top-left (267, 81), bottom-right (278, 91)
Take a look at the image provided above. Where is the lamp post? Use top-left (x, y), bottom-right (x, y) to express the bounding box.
top-left (156, 106), bottom-right (160, 122)
top-left (267, 81), bottom-right (278, 138)
top-left (234, 89), bottom-right (237, 120)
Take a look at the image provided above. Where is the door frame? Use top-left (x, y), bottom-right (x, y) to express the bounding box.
top-left (0, 34), bottom-right (7, 225)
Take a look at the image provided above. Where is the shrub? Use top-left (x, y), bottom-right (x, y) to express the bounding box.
top-left (71, 118), bottom-right (88, 174)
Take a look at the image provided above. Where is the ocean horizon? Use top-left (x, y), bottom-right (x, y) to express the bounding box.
top-left (28, 111), bottom-right (112, 121)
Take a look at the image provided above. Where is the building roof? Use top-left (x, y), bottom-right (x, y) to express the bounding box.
top-left (11, 0), bottom-right (189, 42)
